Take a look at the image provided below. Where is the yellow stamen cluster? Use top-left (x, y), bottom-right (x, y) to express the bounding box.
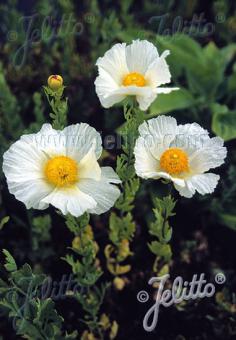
top-left (44, 155), bottom-right (78, 187)
top-left (122, 72), bottom-right (146, 87)
top-left (160, 148), bottom-right (189, 175)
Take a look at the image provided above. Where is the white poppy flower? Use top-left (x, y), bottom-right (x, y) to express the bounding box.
top-left (2, 123), bottom-right (121, 217)
top-left (134, 116), bottom-right (227, 198)
top-left (95, 40), bottom-right (179, 111)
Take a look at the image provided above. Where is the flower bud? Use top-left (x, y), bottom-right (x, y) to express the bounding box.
top-left (109, 321), bottom-right (119, 340)
top-left (85, 224), bottom-right (94, 239)
top-left (81, 331), bottom-right (96, 340)
top-left (100, 313), bottom-right (110, 330)
top-left (47, 74), bottom-right (63, 91)
top-left (72, 236), bottom-right (81, 250)
top-left (113, 277), bottom-right (125, 291)
top-left (118, 239), bottom-right (130, 259)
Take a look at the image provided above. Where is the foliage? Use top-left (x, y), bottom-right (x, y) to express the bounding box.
top-left (0, 250), bottom-right (77, 340)
top-left (148, 196), bottom-right (176, 273)
top-left (63, 213), bottom-right (107, 338)
top-left (106, 102), bottom-right (143, 278)
top-left (43, 85), bottom-right (68, 130)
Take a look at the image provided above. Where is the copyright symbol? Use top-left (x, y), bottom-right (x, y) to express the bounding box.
top-left (137, 290), bottom-right (149, 303)
top-left (215, 273), bottom-right (226, 284)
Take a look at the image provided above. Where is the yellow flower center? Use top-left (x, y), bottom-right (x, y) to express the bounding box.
top-left (160, 148), bottom-right (189, 175)
top-left (44, 155), bottom-right (78, 187)
top-left (123, 72), bottom-right (146, 87)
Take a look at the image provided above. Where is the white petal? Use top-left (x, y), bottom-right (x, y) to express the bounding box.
top-left (63, 123), bottom-right (102, 161)
top-left (78, 167), bottom-right (120, 215)
top-left (171, 122), bottom-right (210, 156)
top-left (7, 178), bottom-right (52, 210)
top-left (96, 85), bottom-right (153, 110)
top-left (95, 69), bottom-right (125, 108)
top-left (96, 92), bottom-right (126, 108)
top-left (174, 181), bottom-right (195, 198)
top-left (111, 85), bottom-right (156, 111)
top-left (177, 122), bottom-right (209, 137)
top-left (24, 123), bottom-right (66, 156)
top-left (101, 167), bottom-right (121, 183)
top-left (95, 67), bottom-right (119, 91)
top-left (145, 50), bottom-right (171, 87)
top-left (155, 87), bottom-right (179, 94)
top-left (190, 173), bottom-right (220, 195)
top-left (41, 187), bottom-right (97, 217)
top-left (112, 85), bottom-right (151, 96)
top-left (155, 171), bottom-right (185, 187)
top-left (174, 173), bottom-right (220, 198)
top-left (126, 40), bottom-right (159, 74)
top-left (139, 115), bottom-right (177, 140)
top-left (2, 129), bottom-right (49, 210)
top-left (3, 139), bottom-right (47, 182)
top-left (78, 144), bottom-right (101, 181)
top-left (189, 137), bottom-right (227, 173)
top-left (2, 137), bottom-right (53, 209)
top-left (136, 91), bottom-right (157, 111)
top-left (134, 136), bottom-right (159, 178)
top-left (138, 116), bottom-right (178, 159)
top-left (96, 43), bottom-right (129, 84)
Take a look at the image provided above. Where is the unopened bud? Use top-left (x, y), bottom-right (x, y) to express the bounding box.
top-left (47, 74), bottom-right (63, 91)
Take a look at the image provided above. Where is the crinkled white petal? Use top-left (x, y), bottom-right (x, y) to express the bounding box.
top-left (95, 85), bottom-right (155, 111)
top-left (137, 116), bottom-right (178, 159)
top-left (136, 91), bottom-right (157, 111)
top-left (22, 123), bottom-right (66, 156)
top-left (154, 87), bottom-right (179, 94)
top-left (138, 115), bottom-right (178, 141)
top-left (20, 123), bottom-right (103, 162)
top-left (145, 50), bottom-right (171, 87)
top-left (155, 171), bottom-right (186, 187)
top-left (171, 122), bottom-right (210, 156)
top-left (113, 85), bottom-right (156, 111)
top-left (174, 173), bottom-right (220, 198)
top-left (96, 43), bottom-right (128, 84)
top-left (78, 167), bottom-right (121, 214)
top-left (41, 187), bottom-right (97, 217)
top-left (96, 92), bottom-right (126, 108)
top-left (112, 85), bottom-right (152, 97)
top-left (3, 140), bottom-right (47, 182)
top-left (95, 67), bottom-right (119, 91)
top-left (78, 144), bottom-right (101, 181)
top-left (63, 123), bottom-right (102, 161)
top-left (126, 40), bottom-right (159, 74)
top-left (101, 166), bottom-right (121, 184)
top-left (189, 137), bottom-right (227, 173)
top-left (7, 179), bottom-right (52, 210)
top-left (94, 68), bottom-right (125, 108)
top-left (134, 137), bottom-right (159, 178)
top-left (3, 138), bottom-right (52, 209)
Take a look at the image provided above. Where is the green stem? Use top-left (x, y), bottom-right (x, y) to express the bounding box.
top-left (43, 86), bottom-right (67, 130)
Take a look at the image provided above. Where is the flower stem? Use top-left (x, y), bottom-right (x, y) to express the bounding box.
top-left (106, 99), bottom-right (144, 278)
top-left (43, 85), bottom-right (68, 130)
